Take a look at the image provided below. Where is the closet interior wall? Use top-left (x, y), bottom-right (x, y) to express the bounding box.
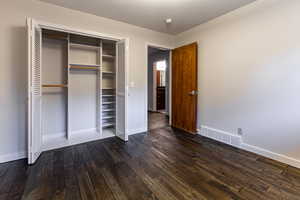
top-left (41, 29), bottom-right (117, 149)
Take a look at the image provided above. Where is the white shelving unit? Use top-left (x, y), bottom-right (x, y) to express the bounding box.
top-left (101, 41), bottom-right (116, 131)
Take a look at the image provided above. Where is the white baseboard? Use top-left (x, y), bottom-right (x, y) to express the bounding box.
top-left (128, 127), bottom-right (147, 135)
top-left (199, 125), bottom-right (300, 169)
top-left (0, 151), bottom-right (27, 163)
top-left (42, 129), bottom-right (110, 152)
top-left (199, 126), bottom-right (242, 148)
top-left (241, 143), bottom-right (300, 169)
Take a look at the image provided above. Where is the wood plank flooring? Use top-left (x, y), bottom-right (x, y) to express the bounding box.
top-left (1, 115), bottom-right (300, 199)
top-left (148, 111), bottom-right (169, 131)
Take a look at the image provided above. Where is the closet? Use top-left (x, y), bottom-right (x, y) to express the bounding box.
top-left (27, 18), bottom-right (128, 164)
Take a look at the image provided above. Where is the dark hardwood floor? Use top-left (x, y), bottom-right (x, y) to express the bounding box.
top-left (1, 119), bottom-right (300, 199)
top-left (148, 111), bottom-right (169, 130)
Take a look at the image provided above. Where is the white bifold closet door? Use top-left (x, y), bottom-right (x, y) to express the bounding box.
top-left (27, 19), bottom-right (42, 164)
top-left (116, 39), bottom-right (128, 141)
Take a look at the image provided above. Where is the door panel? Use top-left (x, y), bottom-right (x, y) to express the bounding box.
top-left (172, 43), bottom-right (197, 134)
top-left (27, 18), bottom-right (43, 164)
top-left (116, 39), bottom-right (128, 141)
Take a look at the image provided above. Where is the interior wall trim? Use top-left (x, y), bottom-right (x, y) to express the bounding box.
top-left (199, 125), bottom-right (300, 169)
top-left (240, 143), bottom-right (300, 169)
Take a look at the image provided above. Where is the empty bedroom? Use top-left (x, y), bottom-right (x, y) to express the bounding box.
top-left (1, 0), bottom-right (300, 199)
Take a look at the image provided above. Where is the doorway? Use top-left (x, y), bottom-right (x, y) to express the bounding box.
top-left (147, 46), bottom-right (170, 130)
top-left (146, 42), bottom-right (198, 134)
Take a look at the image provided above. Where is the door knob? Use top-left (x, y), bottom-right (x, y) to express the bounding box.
top-left (189, 90), bottom-right (198, 95)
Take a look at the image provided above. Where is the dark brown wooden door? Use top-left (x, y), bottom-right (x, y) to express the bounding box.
top-left (172, 42), bottom-right (197, 134)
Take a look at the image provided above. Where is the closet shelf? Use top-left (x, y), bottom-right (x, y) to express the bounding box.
top-left (102, 109), bottom-right (115, 112)
top-left (102, 54), bottom-right (115, 59)
top-left (69, 66), bottom-right (99, 70)
top-left (70, 64), bottom-right (100, 67)
top-left (102, 102), bottom-right (115, 105)
top-left (102, 95), bottom-right (115, 97)
top-left (70, 43), bottom-right (100, 51)
top-left (102, 116), bottom-right (115, 120)
top-left (42, 84), bottom-right (68, 88)
top-left (102, 123), bottom-right (115, 128)
top-left (69, 64), bottom-right (100, 70)
top-left (102, 71), bottom-right (115, 74)
top-left (102, 88), bottom-right (115, 90)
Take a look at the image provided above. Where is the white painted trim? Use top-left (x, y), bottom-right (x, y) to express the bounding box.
top-left (128, 127), bottom-right (147, 135)
top-left (241, 143), bottom-right (300, 169)
top-left (199, 125), bottom-right (300, 169)
top-left (34, 19), bottom-right (122, 41)
top-left (145, 42), bottom-right (173, 131)
top-left (42, 130), bottom-right (115, 152)
top-left (0, 151), bottom-right (27, 163)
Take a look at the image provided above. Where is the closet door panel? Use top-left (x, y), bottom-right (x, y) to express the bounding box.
top-left (27, 19), bottom-right (42, 164)
top-left (116, 39), bottom-right (128, 141)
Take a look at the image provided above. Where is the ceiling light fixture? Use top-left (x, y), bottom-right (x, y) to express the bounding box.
top-left (165, 18), bottom-right (172, 24)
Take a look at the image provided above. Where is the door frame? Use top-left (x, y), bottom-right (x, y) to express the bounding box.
top-left (145, 43), bottom-right (173, 129)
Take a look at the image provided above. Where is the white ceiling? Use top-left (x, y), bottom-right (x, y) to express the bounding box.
top-left (40, 0), bottom-right (256, 35)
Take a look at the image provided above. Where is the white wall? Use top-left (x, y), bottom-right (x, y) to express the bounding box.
top-left (175, 0), bottom-right (300, 163)
top-left (0, 0), bottom-right (174, 162)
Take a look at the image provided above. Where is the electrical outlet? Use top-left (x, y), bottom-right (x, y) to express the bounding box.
top-left (237, 128), bottom-right (243, 136)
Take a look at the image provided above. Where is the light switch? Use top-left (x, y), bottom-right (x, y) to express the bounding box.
top-left (130, 81), bottom-right (135, 87)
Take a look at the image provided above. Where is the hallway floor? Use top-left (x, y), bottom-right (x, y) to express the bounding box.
top-left (148, 111), bottom-right (169, 130)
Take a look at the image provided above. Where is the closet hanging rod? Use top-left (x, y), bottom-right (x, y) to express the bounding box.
top-left (42, 84), bottom-right (68, 88)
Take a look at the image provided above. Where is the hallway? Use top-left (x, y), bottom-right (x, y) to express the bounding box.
top-left (148, 112), bottom-right (169, 130)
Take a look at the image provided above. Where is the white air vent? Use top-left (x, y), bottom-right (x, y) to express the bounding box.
top-left (199, 126), bottom-right (242, 148)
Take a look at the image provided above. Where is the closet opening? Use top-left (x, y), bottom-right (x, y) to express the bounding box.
top-left (27, 18), bottom-right (128, 164)
top-left (147, 45), bottom-right (171, 130)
